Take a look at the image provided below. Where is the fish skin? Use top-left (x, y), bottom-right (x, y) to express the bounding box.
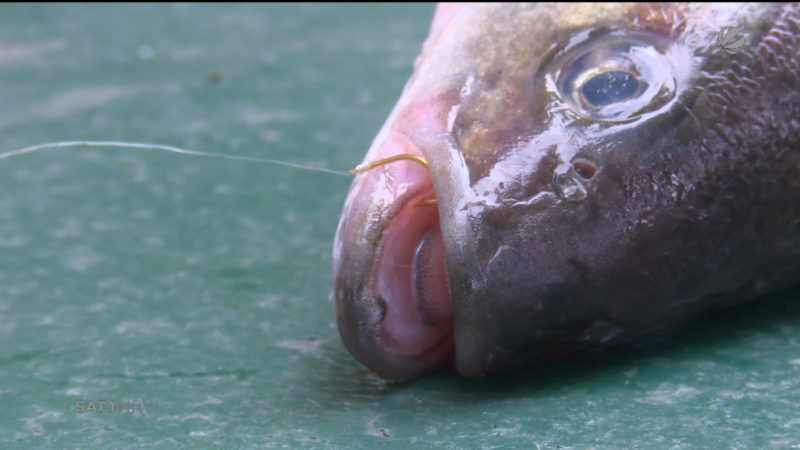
top-left (333, 3), bottom-right (800, 380)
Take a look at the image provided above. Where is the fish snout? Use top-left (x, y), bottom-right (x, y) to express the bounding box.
top-left (333, 90), bottom-right (462, 381)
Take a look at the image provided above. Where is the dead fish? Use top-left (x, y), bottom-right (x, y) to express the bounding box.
top-left (333, 3), bottom-right (800, 381)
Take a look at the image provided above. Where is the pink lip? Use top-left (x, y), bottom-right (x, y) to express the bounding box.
top-left (375, 187), bottom-right (454, 360)
top-left (334, 85), bottom-right (461, 380)
top-left (366, 128), bottom-right (454, 362)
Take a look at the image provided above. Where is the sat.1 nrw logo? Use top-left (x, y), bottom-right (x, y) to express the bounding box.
top-left (717, 25), bottom-right (747, 55)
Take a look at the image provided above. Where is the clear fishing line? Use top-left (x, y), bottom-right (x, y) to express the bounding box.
top-left (0, 140), bottom-right (352, 176)
top-left (0, 140), bottom-right (431, 176)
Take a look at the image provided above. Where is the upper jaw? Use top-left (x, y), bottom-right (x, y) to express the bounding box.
top-left (332, 142), bottom-right (452, 381)
top-left (332, 86), bottom-right (465, 381)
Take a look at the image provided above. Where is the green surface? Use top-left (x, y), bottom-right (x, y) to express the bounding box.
top-left (0, 4), bottom-right (798, 448)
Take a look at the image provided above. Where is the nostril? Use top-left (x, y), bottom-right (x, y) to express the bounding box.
top-left (572, 159), bottom-right (597, 180)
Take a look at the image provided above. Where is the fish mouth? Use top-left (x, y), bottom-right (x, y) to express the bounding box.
top-left (372, 170), bottom-right (455, 373)
top-left (334, 122), bottom-right (456, 381)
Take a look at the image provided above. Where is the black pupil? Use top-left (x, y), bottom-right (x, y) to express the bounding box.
top-left (581, 71), bottom-right (639, 107)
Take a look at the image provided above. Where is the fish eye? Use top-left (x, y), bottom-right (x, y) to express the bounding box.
top-left (579, 70), bottom-right (643, 108)
top-left (552, 31), bottom-right (686, 122)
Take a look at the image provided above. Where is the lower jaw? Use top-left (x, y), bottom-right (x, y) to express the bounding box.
top-left (375, 189), bottom-right (455, 371)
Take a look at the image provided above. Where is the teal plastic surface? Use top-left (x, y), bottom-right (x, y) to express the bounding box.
top-left (0, 4), bottom-right (798, 448)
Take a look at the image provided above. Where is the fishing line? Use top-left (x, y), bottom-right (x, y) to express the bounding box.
top-left (0, 140), bottom-right (430, 176)
top-left (0, 140), bottom-right (352, 176)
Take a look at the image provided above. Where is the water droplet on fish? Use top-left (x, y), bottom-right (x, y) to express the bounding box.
top-left (553, 172), bottom-right (587, 202)
top-left (487, 245), bottom-right (524, 281)
top-left (579, 320), bottom-right (623, 343)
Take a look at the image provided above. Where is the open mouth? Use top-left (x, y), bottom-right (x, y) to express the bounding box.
top-left (374, 176), bottom-right (454, 367)
top-left (332, 80), bottom-right (468, 381)
top-left (334, 125), bottom-right (456, 381)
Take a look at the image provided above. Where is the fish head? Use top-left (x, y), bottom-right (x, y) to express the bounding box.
top-left (333, 3), bottom-right (800, 380)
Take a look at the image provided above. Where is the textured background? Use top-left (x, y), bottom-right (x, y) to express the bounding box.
top-left (0, 4), bottom-right (798, 448)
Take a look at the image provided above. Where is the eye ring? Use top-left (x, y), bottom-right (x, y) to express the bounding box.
top-left (549, 30), bottom-right (689, 123)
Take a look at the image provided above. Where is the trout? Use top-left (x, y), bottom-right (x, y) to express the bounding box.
top-left (333, 3), bottom-right (800, 381)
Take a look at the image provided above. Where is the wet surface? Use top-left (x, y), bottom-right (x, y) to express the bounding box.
top-left (0, 4), bottom-right (798, 447)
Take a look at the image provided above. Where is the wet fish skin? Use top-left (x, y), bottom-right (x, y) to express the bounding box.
top-left (333, 3), bottom-right (800, 380)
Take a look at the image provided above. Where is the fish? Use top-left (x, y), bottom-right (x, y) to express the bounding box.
top-left (332, 3), bottom-right (800, 381)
